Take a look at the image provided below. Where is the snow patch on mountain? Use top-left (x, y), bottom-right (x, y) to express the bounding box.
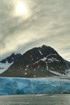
top-left (41, 57), bottom-right (47, 61)
top-left (34, 54), bottom-right (60, 64)
top-left (49, 70), bottom-right (63, 76)
top-left (48, 57), bottom-right (60, 63)
top-left (38, 50), bottom-right (43, 55)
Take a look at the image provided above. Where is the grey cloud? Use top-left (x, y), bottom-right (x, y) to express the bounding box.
top-left (0, 0), bottom-right (70, 61)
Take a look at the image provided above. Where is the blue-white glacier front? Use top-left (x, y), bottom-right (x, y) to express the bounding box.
top-left (0, 77), bottom-right (70, 95)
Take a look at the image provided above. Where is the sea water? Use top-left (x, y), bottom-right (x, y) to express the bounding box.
top-left (0, 94), bottom-right (70, 105)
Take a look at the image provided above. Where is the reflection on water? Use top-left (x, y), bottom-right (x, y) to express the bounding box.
top-left (0, 94), bottom-right (70, 105)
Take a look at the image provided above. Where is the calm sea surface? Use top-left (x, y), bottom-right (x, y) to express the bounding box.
top-left (0, 94), bottom-right (70, 105)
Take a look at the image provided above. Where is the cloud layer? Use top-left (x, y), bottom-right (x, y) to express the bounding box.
top-left (0, 0), bottom-right (70, 61)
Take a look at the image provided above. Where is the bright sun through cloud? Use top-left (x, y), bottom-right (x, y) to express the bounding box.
top-left (15, 2), bottom-right (27, 16)
top-left (13, 1), bottom-right (31, 19)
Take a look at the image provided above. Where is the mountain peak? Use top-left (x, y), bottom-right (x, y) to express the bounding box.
top-left (0, 53), bottom-right (22, 63)
top-left (10, 53), bottom-right (15, 57)
top-left (41, 45), bottom-right (49, 48)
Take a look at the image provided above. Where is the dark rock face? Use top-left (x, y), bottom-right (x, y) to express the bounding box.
top-left (0, 45), bottom-right (70, 77)
top-left (0, 53), bottom-right (22, 63)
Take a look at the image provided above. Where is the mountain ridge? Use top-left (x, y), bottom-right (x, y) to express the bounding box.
top-left (0, 53), bottom-right (22, 63)
top-left (0, 45), bottom-right (70, 77)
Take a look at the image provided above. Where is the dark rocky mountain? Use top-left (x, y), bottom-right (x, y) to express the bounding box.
top-left (0, 53), bottom-right (22, 74)
top-left (0, 45), bottom-right (70, 77)
top-left (0, 53), bottom-right (22, 63)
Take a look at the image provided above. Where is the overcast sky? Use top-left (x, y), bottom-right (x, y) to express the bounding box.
top-left (0, 0), bottom-right (70, 61)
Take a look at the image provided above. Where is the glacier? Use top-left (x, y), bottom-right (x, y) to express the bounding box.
top-left (0, 77), bottom-right (70, 95)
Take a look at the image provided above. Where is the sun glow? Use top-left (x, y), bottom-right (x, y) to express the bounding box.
top-left (15, 2), bottom-right (28, 16)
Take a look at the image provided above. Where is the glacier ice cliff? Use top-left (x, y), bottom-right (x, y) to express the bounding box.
top-left (0, 77), bottom-right (70, 95)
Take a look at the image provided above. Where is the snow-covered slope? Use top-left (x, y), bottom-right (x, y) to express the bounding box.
top-left (0, 53), bottom-right (22, 74)
top-left (0, 77), bottom-right (70, 95)
top-left (0, 61), bottom-right (13, 73)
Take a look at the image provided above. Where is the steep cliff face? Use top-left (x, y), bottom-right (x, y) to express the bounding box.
top-left (0, 45), bottom-right (70, 77)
